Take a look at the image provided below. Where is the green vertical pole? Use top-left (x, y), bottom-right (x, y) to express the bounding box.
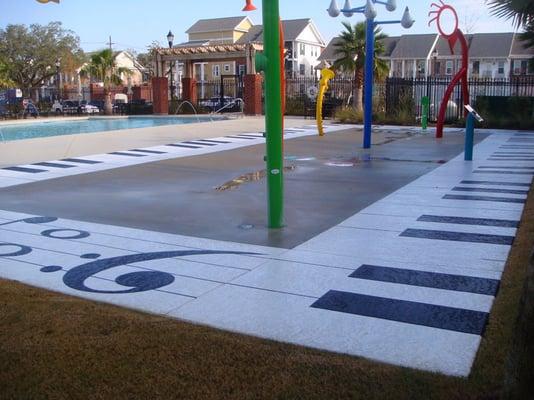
top-left (421, 96), bottom-right (429, 131)
top-left (260, 0), bottom-right (284, 229)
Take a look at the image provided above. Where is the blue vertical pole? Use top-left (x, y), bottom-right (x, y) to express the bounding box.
top-left (465, 112), bottom-right (475, 161)
top-left (363, 18), bottom-right (375, 149)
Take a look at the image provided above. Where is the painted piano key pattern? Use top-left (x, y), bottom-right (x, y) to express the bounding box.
top-left (0, 125), bottom-right (346, 190)
top-left (0, 129), bottom-right (532, 377)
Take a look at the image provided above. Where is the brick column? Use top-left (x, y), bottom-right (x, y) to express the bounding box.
top-left (132, 85), bottom-right (153, 102)
top-left (182, 77), bottom-right (197, 105)
top-left (152, 77), bottom-right (169, 115)
top-left (90, 83), bottom-right (105, 102)
top-left (243, 74), bottom-right (263, 116)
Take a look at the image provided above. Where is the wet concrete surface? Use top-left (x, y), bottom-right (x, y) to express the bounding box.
top-left (0, 129), bottom-right (489, 248)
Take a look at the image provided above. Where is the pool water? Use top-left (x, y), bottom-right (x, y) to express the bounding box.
top-left (0, 116), bottom-right (222, 141)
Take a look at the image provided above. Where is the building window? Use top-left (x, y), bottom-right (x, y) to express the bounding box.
top-left (213, 65), bottom-right (220, 78)
top-left (224, 64), bottom-right (231, 73)
top-left (513, 60), bottom-right (520, 75)
top-left (194, 63), bottom-right (206, 81)
top-left (394, 61), bottom-right (402, 77)
top-left (472, 61), bottom-right (480, 76)
top-left (521, 60), bottom-right (528, 75)
top-left (417, 60), bottom-right (426, 76)
top-left (434, 61), bottom-right (441, 76)
top-left (497, 61), bottom-right (505, 75)
top-left (238, 64), bottom-right (246, 76)
top-left (482, 64), bottom-right (492, 77)
top-left (405, 60), bottom-right (414, 78)
top-left (299, 64), bottom-right (305, 75)
top-left (300, 43), bottom-right (305, 56)
top-left (512, 59), bottom-right (529, 75)
top-left (445, 60), bottom-right (453, 75)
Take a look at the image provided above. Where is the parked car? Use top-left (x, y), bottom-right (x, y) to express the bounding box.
top-left (89, 100), bottom-right (120, 113)
top-left (52, 100), bottom-right (99, 115)
top-left (199, 96), bottom-right (243, 112)
top-left (80, 101), bottom-right (100, 115)
top-left (88, 100), bottom-right (104, 111)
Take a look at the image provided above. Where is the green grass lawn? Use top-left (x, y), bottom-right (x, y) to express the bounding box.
top-left (1, 184), bottom-right (533, 400)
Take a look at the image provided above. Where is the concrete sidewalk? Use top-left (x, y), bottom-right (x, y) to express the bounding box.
top-left (0, 116), bottom-right (308, 168)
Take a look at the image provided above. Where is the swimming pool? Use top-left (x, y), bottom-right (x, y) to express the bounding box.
top-left (0, 116), bottom-right (223, 141)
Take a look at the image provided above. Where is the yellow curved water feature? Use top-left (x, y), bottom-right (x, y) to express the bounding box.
top-left (316, 68), bottom-right (335, 137)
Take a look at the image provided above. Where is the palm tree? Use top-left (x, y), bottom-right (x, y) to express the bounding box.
top-left (333, 21), bottom-right (389, 113)
top-left (486, 0), bottom-right (534, 28)
top-left (81, 49), bottom-right (130, 115)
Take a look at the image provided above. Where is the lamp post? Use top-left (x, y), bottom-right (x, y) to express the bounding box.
top-left (167, 30), bottom-right (175, 101)
top-left (55, 58), bottom-right (61, 101)
top-left (328, 0), bottom-right (414, 149)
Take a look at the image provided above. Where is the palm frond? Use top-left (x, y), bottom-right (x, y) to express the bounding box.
top-left (486, 0), bottom-right (534, 28)
top-left (332, 21), bottom-right (390, 79)
top-left (520, 21), bottom-right (534, 49)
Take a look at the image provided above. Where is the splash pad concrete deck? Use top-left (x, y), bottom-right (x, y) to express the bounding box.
top-left (0, 121), bottom-right (532, 376)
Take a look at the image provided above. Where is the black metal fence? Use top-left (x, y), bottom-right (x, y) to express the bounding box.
top-left (190, 75), bottom-right (244, 112)
top-left (285, 77), bottom-right (353, 117)
top-left (281, 76), bottom-right (534, 121)
top-left (0, 87), bottom-right (94, 119)
top-left (26, 87), bottom-right (92, 103)
top-left (385, 76), bottom-right (534, 122)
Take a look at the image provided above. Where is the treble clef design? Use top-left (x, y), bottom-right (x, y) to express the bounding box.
top-left (44, 250), bottom-right (258, 294)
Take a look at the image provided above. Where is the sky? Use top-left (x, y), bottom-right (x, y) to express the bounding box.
top-left (0, 0), bottom-right (519, 53)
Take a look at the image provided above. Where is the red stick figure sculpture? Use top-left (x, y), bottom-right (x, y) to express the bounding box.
top-left (429, 1), bottom-right (470, 138)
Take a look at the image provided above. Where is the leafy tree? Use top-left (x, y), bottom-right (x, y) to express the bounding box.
top-left (0, 22), bottom-right (84, 93)
top-left (137, 53), bottom-right (155, 79)
top-left (80, 49), bottom-right (130, 115)
top-left (137, 41), bottom-right (161, 80)
top-left (333, 21), bottom-right (389, 113)
top-left (0, 60), bottom-right (14, 89)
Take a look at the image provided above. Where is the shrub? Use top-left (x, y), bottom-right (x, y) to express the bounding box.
top-left (474, 96), bottom-right (534, 130)
top-left (334, 106), bottom-right (363, 124)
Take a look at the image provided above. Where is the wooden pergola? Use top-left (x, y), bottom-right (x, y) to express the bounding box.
top-left (153, 43), bottom-right (263, 78)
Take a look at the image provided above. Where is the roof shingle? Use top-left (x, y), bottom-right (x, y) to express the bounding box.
top-left (186, 16), bottom-right (249, 34)
top-left (236, 19), bottom-right (316, 44)
top-left (389, 34), bottom-right (437, 59)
